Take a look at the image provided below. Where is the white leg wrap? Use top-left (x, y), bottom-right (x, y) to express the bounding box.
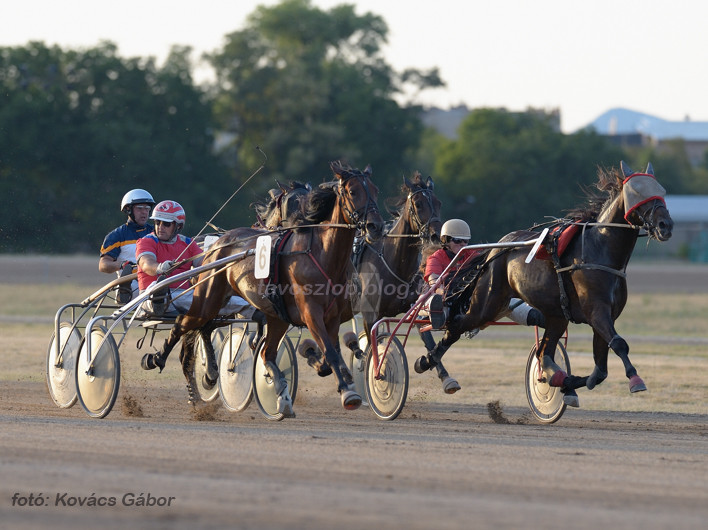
top-left (508, 298), bottom-right (532, 325)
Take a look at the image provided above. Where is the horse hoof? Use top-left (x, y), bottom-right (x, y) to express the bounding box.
top-left (341, 389), bottom-right (362, 410)
top-left (441, 376), bottom-right (461, 394)
top-left (629, 375), bottom-right (647, 393)
top-left (548, 370), bottom-right (568, 387)
top-left (563, 390), bottom-right (580, 408)
top-left (414, 355), bottom-right (431, 374)
top-left (277, 395), bottom-right (296, 418)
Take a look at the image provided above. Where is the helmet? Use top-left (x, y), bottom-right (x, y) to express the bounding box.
top-left (151, 200), bottom-right (186, 226)
top-left (441, 219), bottom-right (471, 240)
top-left (121, 189), bottom-right (155, 213)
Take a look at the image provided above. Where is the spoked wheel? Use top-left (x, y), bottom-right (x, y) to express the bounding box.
top-left (218, 325), bottom-right (256, 412)
top-left (525, 341), bottom-right (571, 424)
top-left (192, 327), bottom-right (227, 403)
top-left (252, 335), bottom-right (298, 421)
top-left (75, 325), bottom-right (120, 419)
top-left (46, 321), bottom-right (82, 408)
top-left (364, 332), bottom-right (408, 421)
top-left (347, 331), bottom-right (370, 407)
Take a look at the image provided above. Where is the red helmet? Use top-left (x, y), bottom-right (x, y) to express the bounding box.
top-left (151, 200), bottom-right (186, 226)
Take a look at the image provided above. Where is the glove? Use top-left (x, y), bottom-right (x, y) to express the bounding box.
top-left (119, 261), bottom-right (135, 275)
top-left (155, 260), bottom-right (175, 275)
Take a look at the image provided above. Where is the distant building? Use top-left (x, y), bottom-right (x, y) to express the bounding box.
top-left (586, 108), bottom-right (708, 167)
top-left (663, 195), bottom-right (708, 262)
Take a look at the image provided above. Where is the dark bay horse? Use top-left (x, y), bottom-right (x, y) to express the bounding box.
top-left (417, 161), bottom-right (673, 406)
top-left (252, 180), bottom-right (311, 229)
top-left (298, 173), bottom-right (442, 373)
top-left (152, 161), bottom-right (385, 416)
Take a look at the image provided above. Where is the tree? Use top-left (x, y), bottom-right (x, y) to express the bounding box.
top-left (205, 0), bottom-right (442, 198)
top-left (0, 42), bottom-right (233, 252)
top-left (433, 108), bottom-right (625, 242)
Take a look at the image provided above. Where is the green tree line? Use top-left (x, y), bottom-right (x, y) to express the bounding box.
top-left (1, 0), bottom-right (705, 254)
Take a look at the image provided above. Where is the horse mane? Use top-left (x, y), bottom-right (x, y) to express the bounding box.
top-left (564, 166), bottom-right (623, 222)
top-left (300, 181), bottom-right (338, 224)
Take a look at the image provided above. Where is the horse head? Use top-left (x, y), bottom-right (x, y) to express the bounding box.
top-left (331, 161), bottom-right (385, 243)
top-left (255, 180), bottom-right (311, 229)
top-left (402, 173), bottom-right (443, 244)
top-left (620, 161), bottom-right (674, 241)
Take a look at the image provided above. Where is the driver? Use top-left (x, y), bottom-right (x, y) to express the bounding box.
top-left (417, 218), bottom-right (545, 394)
top-left (135, 199), bottom-right (260, 320)
top-left (99, 189), bottom-right (155, 303)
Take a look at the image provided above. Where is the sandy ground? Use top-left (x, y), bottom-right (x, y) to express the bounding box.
top-left (1, 255), bottom-right (707, 529)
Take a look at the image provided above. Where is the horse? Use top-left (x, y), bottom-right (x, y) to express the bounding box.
top-left (146, 161), bottom-right (385, 416)
top-left (415, 161), bottom-right (673, 406)
top-left (252, 180), bottom-right (311, 229)
top-left (297, 173), bottom-right (443, 372)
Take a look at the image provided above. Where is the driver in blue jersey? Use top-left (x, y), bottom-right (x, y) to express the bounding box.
top-left (99, 189), bottom-right (155, 303)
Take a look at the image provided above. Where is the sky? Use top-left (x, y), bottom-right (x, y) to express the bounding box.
top-left (3, 0), bottom-right (708, 133)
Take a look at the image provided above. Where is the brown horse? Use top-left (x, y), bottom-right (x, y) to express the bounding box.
top-left (147, 161), bottom-right (385, 415)
top-left (252, 180), bottom-right (311, 229)
top-left (298, 173), bottom-right (442, 375)
top-left (416, 161), bottom-right (673, 406)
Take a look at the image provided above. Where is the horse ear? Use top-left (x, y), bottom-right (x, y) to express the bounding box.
top-left (426, 176), bottom-right (434, 190)
top-left (620, 160), bottom-right (633, 177)
top-left (403, 175), bottom-right (413, 189)
top-left (364, 164), bottom-right (372, 178)
top-left (645, 162), bottom-right (654, 176)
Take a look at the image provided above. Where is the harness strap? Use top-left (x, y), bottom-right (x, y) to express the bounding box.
top-left (555, 263), bottom-right (627, 278)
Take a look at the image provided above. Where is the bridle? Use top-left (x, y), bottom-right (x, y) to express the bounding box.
top-left (336, 173), bottom-right (381, 239)
top-left (406, 187), bottom-right (441, 241)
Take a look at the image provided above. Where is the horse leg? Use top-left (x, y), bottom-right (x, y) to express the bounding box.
top-left (343, 329), bottom-right (365, 361)
top-left (259, 319), bottom-right (295, 417)
top-left (610, 334), bottom-right (646, 392)
top-left (535, 320), bottom-right (581, 407)
top-left (141, 325), bottom-right (181, 372)
top-left (592, 320), bottom-right (645, 393)
top-left (297, 338), bottom-right (333, 377)
top-left (178, 331), bottom-right (198, 405)
top-left (586, 332), bottom-right (609, 390)
top-left (414, 329), bottom-right (462, 394)
top-left (198, 322), bottom-right (220, 389)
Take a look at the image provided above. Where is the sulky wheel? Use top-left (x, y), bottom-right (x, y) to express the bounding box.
top-left (46, 321), bottom-right (82, 408)
top-left (525, 341), bottom-right (571, 424)
top-left (364, 332), bottom-right (408, 421)
top-left (192, 327), bottom-right (227, 403)
top-left (252, 335), bottom-right (298, 421)
top-left (346, 330), bottom-right (370, 407)
top-left (75, 325), bottom-right (120, 419)
top-left (218, 325), bottom-right (256, 412)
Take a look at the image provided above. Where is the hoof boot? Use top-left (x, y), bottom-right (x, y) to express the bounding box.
top-left (141, 353), bottom-right (165, 372)
top-left (441, 376), bottom-right (461, 394)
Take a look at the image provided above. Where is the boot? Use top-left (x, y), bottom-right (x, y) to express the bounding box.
top-left (141, 352), bottom-right (166, 372)
top-left (117, 261), bottom-right (134, 304)
top-left (428, 294), bottom-right (446, 329)
top-left (526, 308), bottom-right (546, 328)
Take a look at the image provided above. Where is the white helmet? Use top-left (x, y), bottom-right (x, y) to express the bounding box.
top-left (441, 219), bottom-right (471, 240)
top-left (151, 200), bottom-right (186, 227)
top-left (121, 189), bottom-right (155, 213)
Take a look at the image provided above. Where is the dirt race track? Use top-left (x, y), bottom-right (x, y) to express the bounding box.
top-left (1, 256), bottom-right (707, 529)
